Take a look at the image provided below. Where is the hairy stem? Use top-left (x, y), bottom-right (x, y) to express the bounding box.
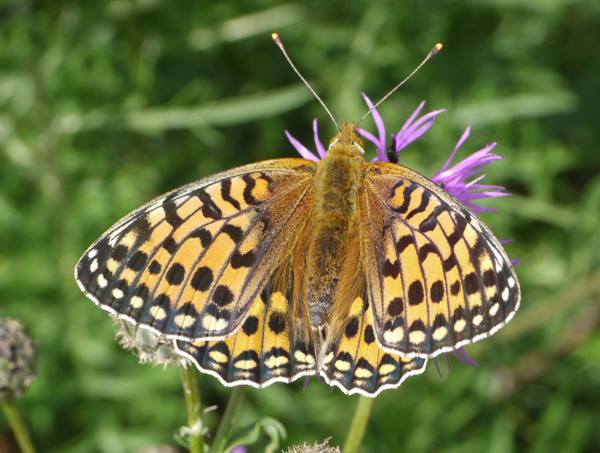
top-left (211, 387), bottom-right (246, 453)
top-left (1, 400), bottom-right (36, 453)
top-left (343, 396), bottom-right (374, 453)
top-left (180, 366), bottom-right (204, 453)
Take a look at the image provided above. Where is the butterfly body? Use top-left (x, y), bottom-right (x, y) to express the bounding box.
top-left (306, 123), bottom-right (365, 327)
top-left (75, 122), bottom-right (519, 396)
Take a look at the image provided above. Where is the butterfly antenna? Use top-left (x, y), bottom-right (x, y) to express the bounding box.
top-left (272, 32), bottom-right (339, 130)
top-left (361, 42), bottom-right (443, 122)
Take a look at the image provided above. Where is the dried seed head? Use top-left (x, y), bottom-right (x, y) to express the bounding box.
top-left (0, 318), bottom-right (37, 401)
top-left (114, 320), bottom-right (184, 367)
top-left (284, 438), bottom-right (341, 453)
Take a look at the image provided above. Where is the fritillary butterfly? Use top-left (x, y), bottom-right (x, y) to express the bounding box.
top-left (75, 121), bottom-right (519, 397)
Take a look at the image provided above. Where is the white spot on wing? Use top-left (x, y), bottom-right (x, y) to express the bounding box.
top-left (97, 274), bottom-right (108, 288)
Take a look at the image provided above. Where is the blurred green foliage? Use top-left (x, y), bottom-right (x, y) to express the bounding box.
top-left (1, 0), bottom-right (600, 452)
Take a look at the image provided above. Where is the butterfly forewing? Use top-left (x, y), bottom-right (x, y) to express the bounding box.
top-left (75, 159), bottom-right (316, 341)
top-left (361, 162), bottom-right (520, 358)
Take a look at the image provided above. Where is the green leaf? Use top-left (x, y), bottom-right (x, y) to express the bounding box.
top-left (224, 417), bottom-right (286, 453)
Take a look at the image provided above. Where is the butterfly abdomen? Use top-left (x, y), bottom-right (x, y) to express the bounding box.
top-left (306, 141), bottom-right (364, 326)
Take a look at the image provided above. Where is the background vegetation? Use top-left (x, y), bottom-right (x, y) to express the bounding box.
top-left (1, 0), bottom-right (600, 451)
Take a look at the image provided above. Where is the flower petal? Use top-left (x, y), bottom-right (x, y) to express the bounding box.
top-left (436, 127), bottom-right (471, 176)
top-left (394, 109), bottom-right (445, 152)
top-left (312, 119), bottom-right (327, 158)
top-left (284, 130), bottom-right (320, 162)
top-left (360, 93), bottom-right (387, 160)
top-left (432, 129), bottom-right (509, 212)
top-left (399, 100), bottom-right (426, 134)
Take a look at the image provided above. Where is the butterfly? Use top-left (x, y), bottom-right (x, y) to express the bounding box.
top-left (75, 122), bottom-right (519, 397)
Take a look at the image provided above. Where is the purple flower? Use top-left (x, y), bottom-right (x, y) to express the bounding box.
top-left (431, 127), bottom-right (509, 213)
top-left (285, 94), bottom-right (509, 212)
top-left (358, 93), bottom-right (446, 162)
top-left (229, 447), bottom-right (247, 453)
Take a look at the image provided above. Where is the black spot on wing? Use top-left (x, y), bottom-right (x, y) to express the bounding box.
top-left (193, 188), bottom-right (222, 220)
top-left (418, 243), bottom-right (437, 262)
top-left (191, 228), bottom-right (212, 247)
top-left (408, 281), bottom-right (424, 306)
top-left (382, 259), bottom-right (400, 278)
top-left (448, 213), bottom-right (467, 246)
top-left (419, 205), bottom-right (446, 233)
top-left (406, 190), bottom-right (431, 220)
top-left (212, 285), bottom-right (234, 306)
top-left (191, 266), bottom-right (213, 291)
top-left (163, 198), bottom-right (183, 227)
top-left (148, 260), bottom-right (161, 274)
top-left (242, 174), bottom-right (257, 205)
top-left (166, 263), bottom-right (185, 285)
top-left (220, 178), bottom-right (241, 210)
top-left (388, 179), bottom-right (404, 198)
top-left (162, 237), bottom-right (178, 254)
top-left (344, 317), bottom-right (359, 338)
top-left (387, 297), bottom-right (404, 316)
top-left (222, 224), bottom-right (243, 243)
top-left (396, 235), bottom-right (414, 253)
top-left (242, 316), bottom-right (259, 335)
top-left (392, 182), bottom-right (417, 214)
top-left (268, 312), bottom-right (286, 334)
top-left (127, 251), bottom-right (148, 271)
top-left (231, 250), bottom-right (256, 269)
top-left (131, 216), bottom-right (152, 242)
top-left (430, 280), bottom-right (445, 303)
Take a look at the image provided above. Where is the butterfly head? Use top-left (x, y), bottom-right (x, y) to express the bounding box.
top-left (328, 122), bottom-right (365, 156)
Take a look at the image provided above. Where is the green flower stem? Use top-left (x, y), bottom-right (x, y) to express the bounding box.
top-left (1, 400), bottom-right (36, 453)
top-left (342, 396), bottom-right (375, 453)
top-left (210, 387), bottom-right (246, 453)
top-left (180, 366), bottom-right (204, 453)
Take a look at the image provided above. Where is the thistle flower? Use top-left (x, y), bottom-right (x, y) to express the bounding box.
top-left (358, 93), bottom-right (446, 163)
top-left (0, 318), bottom-right (36, 401)
top-left (285, 93), bottom-right (509, 213)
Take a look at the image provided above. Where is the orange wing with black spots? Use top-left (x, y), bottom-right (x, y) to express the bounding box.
top-left (319, 296), bottom-right (426, 397)
top-left (75, 159), bottom-right (316, 341)
top-left (360, 163), bottom-right (520, 358)
top-left (175, 282), bottom-right (317, 388)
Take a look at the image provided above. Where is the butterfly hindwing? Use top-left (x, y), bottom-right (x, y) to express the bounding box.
top-left (174, 282), bottom-right (317, 388)
top-left (75, 159), bottom-right (317, 341)
top-left (319, 296), bottom-right (427, 397)
top-left (361, 163), bottom-right (520, 357)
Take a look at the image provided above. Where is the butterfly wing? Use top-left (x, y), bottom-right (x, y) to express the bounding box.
top-left (319, 296), bottom-right (426, 397)
top-left (75, 159), bottom-right (316, 341)
top-left (175, 280), bottom-right (317, 388)
top-left (360, 162), bottom-right (520, 358)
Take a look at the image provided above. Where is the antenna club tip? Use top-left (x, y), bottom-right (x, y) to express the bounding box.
top-left (430, 42), bottom-right (444, 56)
top-left (271, 32), bottom-right (282, 46)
